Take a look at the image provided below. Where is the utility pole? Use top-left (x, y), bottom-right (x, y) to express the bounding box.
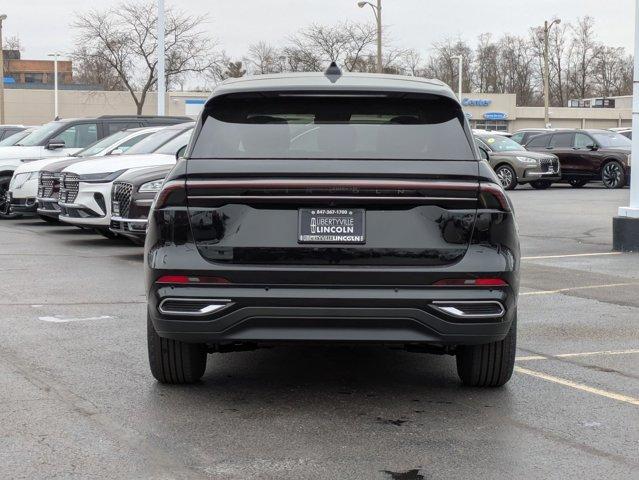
top-left (543, 18), bottom-right (561, 128)
top-left (357, 1), bottom-right (383, 73)
top-left (47, 53), bottom-right (59, 120)
top-left (0, 14), bottom-right (7, 124)
top-left (613, 0), bottom-right (639, 251)
top-left (157, 0), bottom-right (166, 115)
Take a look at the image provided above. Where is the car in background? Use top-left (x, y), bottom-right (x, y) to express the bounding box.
top-left (611, 128), bottom-right (631, 140)
top-left (0, 115), bottom-right (190, 219)
top-left (11, 126), bottom-right (162, 219)
top-left (0, 127), bottom-right (38, 147)
top-left (525, 129), bottom-right (631, 189)
top-left (36, 123), bottom-right (194, 222)
top-left (109, 164), bottom-right (174, 244)
top-left (472, 129), bottom-right (512, 138)
top-left (475, 133), bottom-right (560, 190)
top-left (0, 125), bottom-right (34, 141)
top-left (58, 123), bottom-right (193, 237)
top-left (145, 71), bottom-right (520, 387)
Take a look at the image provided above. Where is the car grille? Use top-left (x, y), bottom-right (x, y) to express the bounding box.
top-left (539, 157), bottom-right (559, 173)
top-left (112, 182), bottom-right (134, 218)
top-left (59, 173), bottom-right (79, 204)
top-left (38, 171), bottom-right (60, 199)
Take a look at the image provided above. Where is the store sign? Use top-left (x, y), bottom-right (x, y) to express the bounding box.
top-left (483, 111), bottom-right (508, 120)
top-left (462, 98), bottom-right (491, 107)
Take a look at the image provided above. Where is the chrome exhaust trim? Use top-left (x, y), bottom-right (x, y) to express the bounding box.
top-left (158, 298), bottom-right (232, 316)
top-left (430, 300), bottom-right (505, 319)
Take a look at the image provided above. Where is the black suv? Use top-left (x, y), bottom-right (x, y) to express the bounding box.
top-left (145, 68), bottom-right (520, 387)
top-left (525, 129), bottom-right (631, 188)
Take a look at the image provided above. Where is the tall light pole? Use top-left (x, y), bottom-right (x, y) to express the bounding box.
top-left (157, 0), bottom-right (166, 116)
top-left (47, 53), bottom-right (60, 120)
top-left (451, 55), bottom-right (463, 100)
top-left (543, 18), bottom-right (561, 128)
top-left (613, 0), bottom-right (639, 251)
top-left (0, 14), bottom-right (7, 124)
top-left (357, 1), bottom-right (382, 73)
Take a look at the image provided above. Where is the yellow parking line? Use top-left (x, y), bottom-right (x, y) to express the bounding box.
top-left (522, 252), bottom-right (623, 260)
top-left (514, 366), bottom-right (639, 406)
top-left (520, 282), bottom-right (639, 296)
top-left (516, 349), bottom-right (639, 362)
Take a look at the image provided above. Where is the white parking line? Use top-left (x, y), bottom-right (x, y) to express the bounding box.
top-left (522, 252), bottom-right (623, 260)
top-left (515, 366), bottom-right (639, 406)
top-left (520, 282), bottom-right (639, 296)
top-left (516, 349), bottom-right (639, 362)
top-left (38, 315), bottom-right (115, 323)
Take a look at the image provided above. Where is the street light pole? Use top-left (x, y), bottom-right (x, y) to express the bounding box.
top-left (47, 53), bottom-right (59, 120)
top-left (543, 18), bottom-right (561, 128)
top-left (451, 55), bottom-right (463, 100)
top-left (157, 0), bottom-right (166, 116)
top-left (0, 14), bottom-right (7, 124)
top-left (357, 1), bottom-right (382, 73)
top-left (613, 0), bottom-right (639, 251)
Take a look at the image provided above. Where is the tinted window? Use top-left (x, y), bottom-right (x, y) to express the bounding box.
top-left (592, 132), bottom-right (631, 148)
top-left (526, 134), bottom-right (550, 148)
top-left (574, 133), bottom-right (594, 149)
top-left (191, 93), bottom-right (474, 160)
top-left (117, 131), bottom-right (154, 151)
top-left (17, 121), bottom-right (65, 146)
top-left (57, 123), bottom-right (99, 148)
top-left (0, 129), bottom-right (33, 146)
top-left (125, 128), bottom-right (186, 155)
top-left (107, 122), bottom-right (142, 135)
top-left (154, 129), bottom-right (193, 155)
top-left (510, 132), bottom-right (525, 144)
top-left (76, 130), bottom-right (131, 157)
top-left (620, 130), bottom-right (631, 139)
top-left (549, 132), bottom-right (573, 148)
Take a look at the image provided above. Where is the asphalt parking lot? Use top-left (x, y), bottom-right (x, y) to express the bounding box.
top-left (1, 184), bottom-right (638, 480)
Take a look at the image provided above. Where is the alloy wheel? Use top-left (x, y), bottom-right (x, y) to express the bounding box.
top-left (601, 162), bottom-right (624, 189)
top-left (496, 166), bottom-right (516, 190)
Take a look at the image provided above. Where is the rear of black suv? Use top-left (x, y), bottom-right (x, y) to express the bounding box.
top-left (145, 72), bottom-right (520, 387)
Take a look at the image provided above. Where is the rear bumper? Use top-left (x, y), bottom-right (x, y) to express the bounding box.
top-left (148, 285), bottom-right (516, 345)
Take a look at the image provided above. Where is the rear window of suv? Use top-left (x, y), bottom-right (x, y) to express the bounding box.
top-left (190, 93), bottom-right (474, 160)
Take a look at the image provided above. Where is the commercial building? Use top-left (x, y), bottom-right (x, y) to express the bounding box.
top-left (0, 84), bottom-right (632, 130)
top-left (2, 50), bottom-right (73, 85)
top-left (461, 93), bottom-right (631, 132)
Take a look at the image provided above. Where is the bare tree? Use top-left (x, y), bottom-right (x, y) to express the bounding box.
top-left (246, 41), bottom-right (282, 74)
top-left (72, 46), bottom-right (125, 90)
top-left (424, 38), bottom-right (473, 93)
top-left (566, 16), bottom-right (599, 100)
top-left (72, 0), bottom-right (216, 114)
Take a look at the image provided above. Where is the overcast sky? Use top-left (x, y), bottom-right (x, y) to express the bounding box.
top-left (2, 0), bottom-right (636, 61)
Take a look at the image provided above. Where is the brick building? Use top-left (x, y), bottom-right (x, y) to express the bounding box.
top-left (2, 50), bottom-right (73, 85)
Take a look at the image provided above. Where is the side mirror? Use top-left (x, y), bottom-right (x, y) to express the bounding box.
top-left (110, 148), bottom-right (124, 155)
top-left (175, 145), bottom-right (187, 160)
top-left (478, 147), bottom-right (490, 161)
top-left (46, 138), bottom-right (66, 150)
top-left (588, 144), bottom-right (599, 151)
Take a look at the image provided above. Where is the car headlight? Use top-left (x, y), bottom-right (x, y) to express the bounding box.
top-left (139, 179), bottom-right (165, 193)
top-left (10, 172), bottom-right (38, 189)
top-left (516, 156), bottom-right (538, 164)
top-left (79, 169), bottom-right (128, 183)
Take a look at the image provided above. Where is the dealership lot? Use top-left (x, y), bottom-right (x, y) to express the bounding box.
top-left (0, 185), bottom-right (638, 479)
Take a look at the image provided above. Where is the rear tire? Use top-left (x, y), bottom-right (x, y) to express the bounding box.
top-left (147, 314), bottom-right (207, 384)
top-left (530, 180), bottom-right (551, 190)
top-left (569, 179), bottom-right (588, 188)
top-left (495, 165), bottom-right (517, 190)
top-left (456, 315), bottom-right (517, 387)
top-left (601, 161), bottom-right (626, 189)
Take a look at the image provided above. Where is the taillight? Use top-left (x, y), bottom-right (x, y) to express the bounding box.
top-left (156, 275), bottom-right (230, 284)
top-left (154, 180), bottom-right (185, 209)
top-left (432, 278), bottom-right (508, 287)
top-left (479, 183), bottom-right (511, 211)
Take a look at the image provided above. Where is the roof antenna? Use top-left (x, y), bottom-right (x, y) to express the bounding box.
top-left (324, 62), bottom-right (342, 83)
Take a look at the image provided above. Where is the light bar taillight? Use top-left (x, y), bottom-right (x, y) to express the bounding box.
top-left (156, 275), bottom-right (230, 285)
top-left (432, 278), bottom-right (508, 287)
top-left (479, 183), bottom-right (511, 211)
